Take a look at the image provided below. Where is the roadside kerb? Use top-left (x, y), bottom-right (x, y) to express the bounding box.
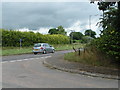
top-left (43, 58), bottom-right (119, 80)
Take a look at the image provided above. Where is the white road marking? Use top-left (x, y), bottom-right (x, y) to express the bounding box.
top-left (1, 56), bottom-right (51, 64)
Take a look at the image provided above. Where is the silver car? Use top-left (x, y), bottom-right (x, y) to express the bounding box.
top-left (32, 43), bottom-right (55, 54)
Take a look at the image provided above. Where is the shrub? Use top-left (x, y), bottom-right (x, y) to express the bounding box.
top-left (1, 29), bottom-right (70, 47)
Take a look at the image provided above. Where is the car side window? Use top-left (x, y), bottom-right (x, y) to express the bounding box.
top-left (45, 44), bottom-right (50, 47)
top-left (43, 44), bottom-right (45, 47)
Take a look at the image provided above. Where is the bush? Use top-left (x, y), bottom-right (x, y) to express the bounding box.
top-left (1, 29), bottom-right (70, 47)
top-left (81, 36), bottom-right (94, 43)
top-left (88, 27), bottom-right (120, 63)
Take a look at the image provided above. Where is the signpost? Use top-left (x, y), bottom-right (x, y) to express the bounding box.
top-left (20, 39), bottom-right (22, 49)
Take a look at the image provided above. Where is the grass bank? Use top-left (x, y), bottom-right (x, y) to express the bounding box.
top-left (1, 44), bottom-right (85, 56)
top-left (64, 47), bottom-right (118, 69)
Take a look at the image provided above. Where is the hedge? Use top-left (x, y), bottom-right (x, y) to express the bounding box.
top-left (1, 29), bottom-right (70, 47)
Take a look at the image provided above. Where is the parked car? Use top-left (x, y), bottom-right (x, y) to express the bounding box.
top-left (32, 43), bottom-right (55, 55)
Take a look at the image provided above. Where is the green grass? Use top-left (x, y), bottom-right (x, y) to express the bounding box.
top-left (1, 47), bottom-right (33, 56)
top-left (52, 44), bottom-right (85, 51)
top-left (64, 48), bottom-right (118, 69)
top-left (1, 44), bottom-right (85, 56)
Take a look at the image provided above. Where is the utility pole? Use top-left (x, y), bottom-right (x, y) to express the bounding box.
top-left (89, 15), bottom-right (92, 37)
top-left (70, 30), bottom-right (75, 44)
top-left (89, 14), bottom-right (98, 37)
top-left (89, 15), bottom-right (92, 30)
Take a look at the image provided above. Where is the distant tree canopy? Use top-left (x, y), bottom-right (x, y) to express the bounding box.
top-left (48, 26), bottom-right (67, 35)
top-left (48, 28), bottom-right (57, 34)
top-left (69, 32), bottom-right (83, 40)
top-left (84, 29), bottom-right (96, 38)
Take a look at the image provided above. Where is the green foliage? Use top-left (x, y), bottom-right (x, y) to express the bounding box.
top-left (43, 34), bottom-right (69, 44)
top-left (84, 29), bottom-right (96, 38)
top-left (1, 29), bottom-right (70, 47)
top-left (98, 2), bottom-right (116, 11)
top-left (48, 26), bottom-right (67, 35)
top-left (57, 26), bottom-right (67, 35)
top-left (88, 2), bottom-right (120, 63)
top-left (81, 36), bottom-right (93, 43)
top-left (98, 2), bottom-right (120, 31)
top-left (91, 26), bottom-right (120, 63)
top-left (69, 32), bottom-right (83, 40)
top-left (94, 2), bottom-right (120, 63)
top-left (48, 28), bottom-right (58, 34)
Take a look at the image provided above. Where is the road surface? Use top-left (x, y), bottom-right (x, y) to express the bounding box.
top-left (1, 51), bottom-right (119, 88)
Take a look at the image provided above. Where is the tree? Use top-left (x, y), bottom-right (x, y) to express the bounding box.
top-left (84, 29), bottom-right (96, 38)
top-left (48, 26), bottom-right (67, 35)
top-left (48, 28), bottom-right (57, 34)
top-left (97, 2), bottom-right (120, 62)
top-left (57, 26), bottom-right (67, 35)
top-left (97, 2), bottom-right (119, 30)
top-left (90, 1), bottom-right (120, 62)
top-left (91, 0), bottom-right (120, 31)
top-left (81, 36), bottom-right (93, 43)
top-left (70, 32), bottom-right (83, 40)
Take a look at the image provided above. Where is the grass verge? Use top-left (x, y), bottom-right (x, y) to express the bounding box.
top-left (52, 44), bottom-right (85, 51)
top-left (1, 47), bottom-right (32, 56)
top-left (1, 44), bottom-right (85, 56)
top-left (64, 47), bottom-right (118, 69)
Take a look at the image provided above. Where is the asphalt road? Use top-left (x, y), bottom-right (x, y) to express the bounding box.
top-left (2, 51), bottom-right (119, 88)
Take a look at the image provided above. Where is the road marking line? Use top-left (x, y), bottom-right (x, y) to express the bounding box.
top-left (1, 61), bottom-right (9, 63)
top-left (1, 56), bottom-right (51, 63)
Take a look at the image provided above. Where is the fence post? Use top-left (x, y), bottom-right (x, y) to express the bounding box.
top-left (78, 48), bottom-right (80, 56)
top-left (73, 47), bottom-right (77, 52)
top-left (84, 48), bottom-right (85, 53)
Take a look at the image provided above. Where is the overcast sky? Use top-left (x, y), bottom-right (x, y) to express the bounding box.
top-left (1, 1), bottom-right (102, 36)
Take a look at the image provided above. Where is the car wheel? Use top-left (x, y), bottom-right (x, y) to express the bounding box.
top-left (52, 49), bottom-right (55, 53)
top-left (43, 50), bottom-right (46, 54)
top-left (34, 52), bottom-right (37, 55)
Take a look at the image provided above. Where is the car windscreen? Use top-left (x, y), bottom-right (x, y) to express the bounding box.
top-left (34, 44), bottom-right (41, 47)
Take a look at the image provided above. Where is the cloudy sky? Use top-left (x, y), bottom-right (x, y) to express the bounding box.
top-left (1, 1), bottom-right (102, 36)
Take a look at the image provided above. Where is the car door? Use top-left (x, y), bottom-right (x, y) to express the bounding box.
top-left (45, 44), bottom-right (51, 53)
top-left (49, 44), bottom-right (53, 52)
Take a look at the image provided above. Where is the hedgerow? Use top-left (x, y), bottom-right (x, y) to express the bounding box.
top-left (1, 29), bottom-right (70, 47)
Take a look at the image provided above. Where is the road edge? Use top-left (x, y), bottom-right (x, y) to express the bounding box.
top-left (43, 60), bottom-right (119, 80)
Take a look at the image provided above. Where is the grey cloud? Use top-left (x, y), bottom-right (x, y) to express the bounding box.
top-left (2, 2), bottom-right (101, 30)
top-left (0, 3), bottom-right (2, 28)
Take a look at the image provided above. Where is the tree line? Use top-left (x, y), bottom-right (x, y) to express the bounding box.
top-left (48, 25), bottom-right (96, 43)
